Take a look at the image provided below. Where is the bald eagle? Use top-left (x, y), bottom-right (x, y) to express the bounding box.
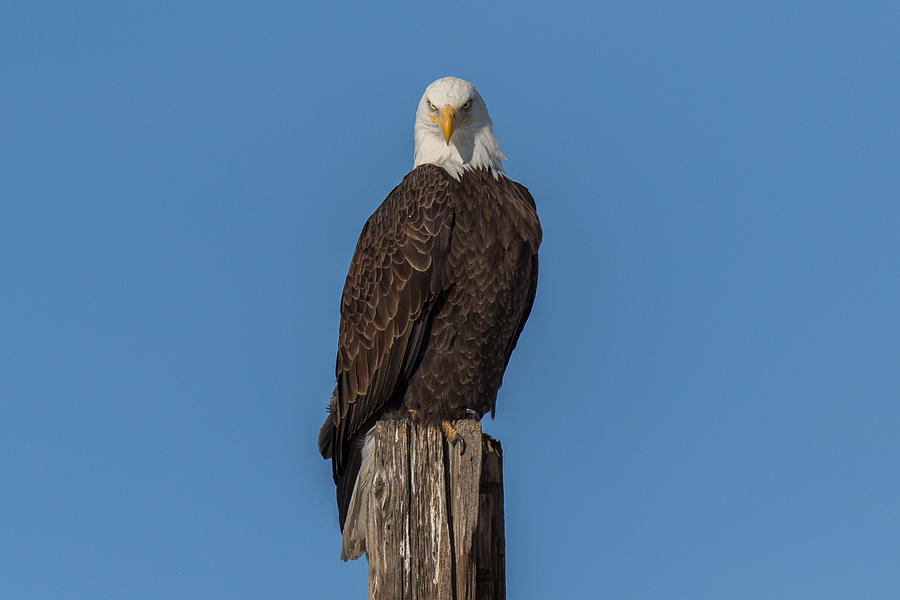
top-left (318, 77), bottom-right (541, 559)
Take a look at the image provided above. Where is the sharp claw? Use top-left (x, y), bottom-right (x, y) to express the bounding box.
top-left (441, 420), bottom-right (466, 455)
top-left (464, 408), bottom-right (480, 420)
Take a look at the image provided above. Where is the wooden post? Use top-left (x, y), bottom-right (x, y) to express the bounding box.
top-left (363, 419), bottom-right (505, 600)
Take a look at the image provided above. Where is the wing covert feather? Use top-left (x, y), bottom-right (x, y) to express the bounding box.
top-left (329, 165), bottom-right (454, 476)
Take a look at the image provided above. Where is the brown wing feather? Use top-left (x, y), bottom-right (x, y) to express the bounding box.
top-left (502, 181), bottom-right (542, 373)
top-left (326, 165), bottom-right (454, 479)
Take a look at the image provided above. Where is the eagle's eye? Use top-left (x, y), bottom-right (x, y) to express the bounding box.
top-left (462, 99), bottom-right (472, 110)
top-left (426, 100), bottom-right (437, 111)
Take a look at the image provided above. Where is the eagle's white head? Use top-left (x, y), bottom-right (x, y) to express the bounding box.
top-left (413, 76), bottom-right (506, 180)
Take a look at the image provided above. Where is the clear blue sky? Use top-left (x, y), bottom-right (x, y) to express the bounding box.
top-left (2, 1), bottom-right (897, 598)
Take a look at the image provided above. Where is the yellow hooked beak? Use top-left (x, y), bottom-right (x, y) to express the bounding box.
top-left (439, 105), bottom-right (456, 144)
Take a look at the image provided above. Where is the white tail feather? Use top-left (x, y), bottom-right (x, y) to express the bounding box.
top-left (340, 430), bottom-right (375, 560)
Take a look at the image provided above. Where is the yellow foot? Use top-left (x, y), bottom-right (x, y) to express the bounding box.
top-left (441, 420), bottom-right (466, 455)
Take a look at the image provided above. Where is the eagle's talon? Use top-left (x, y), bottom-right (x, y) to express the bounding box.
top-left (441, 420), bottom-right (466, 455)
top-left (464, 408), bottom-right (480, 420)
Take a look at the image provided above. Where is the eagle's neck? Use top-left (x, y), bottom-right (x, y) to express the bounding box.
top-left (413, 124), bottom-right (505, 180)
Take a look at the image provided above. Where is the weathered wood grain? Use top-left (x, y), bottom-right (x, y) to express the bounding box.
top-left (363, 420), bottom-right (504, 600)
top-left (447, 421), bottom-right (483, 600)
top-left (474, 436), bottom-right (505, 600)
top-left (366, 420), bottom-right (410, 599)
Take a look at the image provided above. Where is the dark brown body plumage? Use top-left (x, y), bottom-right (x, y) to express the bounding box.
top-left (318, 164), bottom-right (541, 529)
